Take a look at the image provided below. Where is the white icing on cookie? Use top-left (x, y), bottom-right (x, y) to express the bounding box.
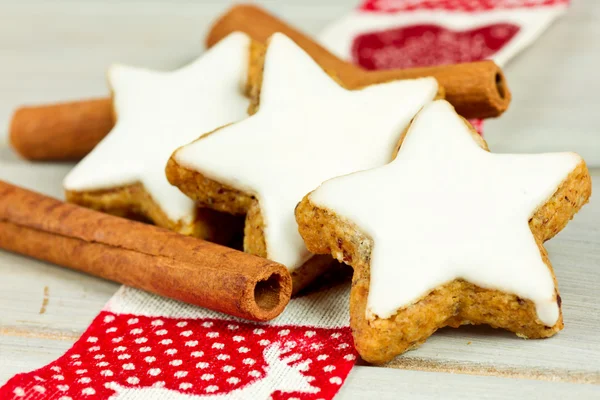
top-left (174, 33), bottom-right (439, 271)
top-left (63, 32), bottom-right (251, 225)
top-left (309, 100), bottom-right (581, 326)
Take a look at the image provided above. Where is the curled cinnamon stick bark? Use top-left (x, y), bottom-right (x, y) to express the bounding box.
top-left (10, 98), bottom-right (114, 161)
top-left (8, 4), bottom-right (510, 162)
top-left (207, 4), bottom-right (510, 120)
top-left (0, 180), bottom-right (292, 321)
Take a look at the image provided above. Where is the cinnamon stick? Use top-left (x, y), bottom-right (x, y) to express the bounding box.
top-left (207, 4), bottom-right (510, 120)
top-left (10, 98), bottom-right (114, 161)
top-left (0, 180), bottom-right (292, 321)
top-left (8, 5), bottom-right (510, 162)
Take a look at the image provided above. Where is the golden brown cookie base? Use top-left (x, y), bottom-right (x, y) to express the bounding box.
top-left (295, 117), bottom-right (592, 364)
top-left (65, 183), bottom-right (243, 244)
top-left (166, 159), bottom-right (335, 293)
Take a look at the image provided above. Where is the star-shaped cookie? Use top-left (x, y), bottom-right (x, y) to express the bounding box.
top-left (64, 33), bottom-right (256, 241)
top-left (296, 100), bottom-right (592, 364)
top-left (166, 33), bottom-right (441, 292)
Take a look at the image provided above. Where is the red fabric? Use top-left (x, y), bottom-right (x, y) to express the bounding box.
top-left (1, 312), bottom-right (356, 399)
top-left (353, 23), bottom-right (520, 70)
top-left (360, 0), bottom-right (568, 13)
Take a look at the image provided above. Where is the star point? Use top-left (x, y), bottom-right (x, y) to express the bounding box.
top-left (64, 32), bottom-right (252, 234)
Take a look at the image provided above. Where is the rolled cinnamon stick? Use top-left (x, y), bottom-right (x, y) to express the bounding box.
top-left (207, 4), bottom-right (510, 120)
top-left (9, 4), bottom-right (510, 162)
top-left (0, 180), bottom-right (292, 321)
top-left (10, 98), bottom-right (114, 161)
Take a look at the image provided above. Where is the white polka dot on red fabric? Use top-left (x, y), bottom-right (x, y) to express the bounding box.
top-left (58, 396), bottom-right (72, 400)
top-left (112, 337), bottom-right (123, 343)
top-left (114, 346), bottom-right (127, 352)
top-left (248, 370), bottom-right (261, 378)
top-left (130, 328), bottom-right (143, 335)
top-left (52, 374), bottom-right (64, 380)
top-left (94, 354), bottom-right (105, 360)
top-left (201, 374), bottom-right (214, 381)
top-left (100, 370), bottom-right (114, 377)
top-left (278, 329), bottom-right (290, 336)
top-left (176, 321), bottom-right (188, 328)
top-left (233, 335), bottom-right (245, 342)
top-left (57, 385), bottom-right (69, 391)
top-left (79, 377), bottom-right (91, 384)
top-left (127, 376), bottom-right (140, 385)
top-left (75, 369), bottom-right (87, 375)
top-left (202, 321), bottom-right (213, 328)
top-left (139, 347), bottom-right (151, 353)
top-left (87, 337), bottom-right (98, 343)
top-left (331, 333), bottom-right (341, 339)
top-left (153, 381), bottom-right (165, 388)
top-left (165, 349), bottom-right (178, 355)
top-left (160, 339), bottom-right (172, 345)
top-left (196, 362), bottom-right (209, 369)
top-left (144, 356), bottom-right (156, 363)
top-left (338, 343), bottom-right (350, 349)
top-left (104, 315), bottom-right (115, 323)
top-left (212, 343), bottom-right (224, 349)
top-left (317, 354), bottom-right (329, 361)
top-left (88, 346), bottom-right (100, 352)
top-left (206, 385), bottom-right (219, 393)
top-left (117, 354), bottom-right (131, 360)
top-left (253, 328), bottom-right (264, 335)
top-left (238, 347), bottom-right (250, 353)
top-left (82, 387), bottom-right (96, 395)
top-left (169, 360), bottom-right (183, 366)
top-left (33, 385), bottom-right (45, 393)
top-left (96, 361), bottom-right (109, 367)
top-left (324, 365), bottom-right (336, 372)
top-left (330, 377), bottom-right (342, 385)
top-left (155, 329), bottom-right (168, 336)
top-left (70, 354), bottom-right (80, 359)
top-left (191, 351), bottom-right (204, 358)
top-left (50, 366), bottom-right (61, 372)
top-left (185, 340), bottom-right (198, 347)
top-left (72, 361), bottom-right (82, 366)
top-left (259, 339), bottom-right (270, 346)
top-left (305, 330), bottom-right (316, 337)
top-left (148, 368), bottom-right (161, 376)
top-left (181, 330), bottom-right (193, 337)
top-left (151, 319), bottom-right (164, 326)
top-left (344, 354), bottom-right (356, 361)
top-left (106, 327), bottom-right (117, 333)
top-left (227, 324), bottom-right (239, 330)
top-left (206, 332), bottom-right (219, 338)
top-left (217, 354), bottom-right (230, 360)
top-left (174, 371), bottom-right (188, 378)
top-left (179, 382), bottom-right (193, 390)
top-left (122, 363), bottom-right (135, 370)
top-left (134, 337), bottom-right (148, 344)
top-left (127, 318), bottom-right (138, 325)
top-left (227, 377), bottom-right (240, 385)
top-left (223, 365), bottom-right (235, 372)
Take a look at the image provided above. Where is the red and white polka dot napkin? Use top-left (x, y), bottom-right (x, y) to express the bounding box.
top-left (1, 1), bottom-right (569, 399)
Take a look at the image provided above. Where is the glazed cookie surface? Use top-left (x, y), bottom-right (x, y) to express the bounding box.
top-left (296, 100), bottom-right (592, 363)
top-left (64, 33), bottom-right (253, 241)
top-left (167, 33), bottom-right (441, 291)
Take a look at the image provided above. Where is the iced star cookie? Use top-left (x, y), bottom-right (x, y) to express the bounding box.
top-left (296, 100), bottom-right (592, 364)
top-left (64, 33), bottom-right (261, 242)
top-left (166, 33), bottom-right (442, 292)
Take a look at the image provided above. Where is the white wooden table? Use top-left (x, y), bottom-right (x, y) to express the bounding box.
top-left (0, 1), bottom-right (599, 398)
